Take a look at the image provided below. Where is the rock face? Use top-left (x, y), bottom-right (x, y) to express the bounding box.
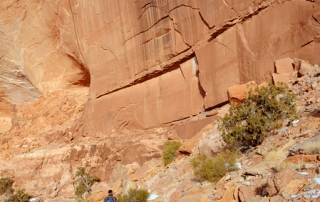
top-left (70, 0), bottom-right (320, 134)
top-left (0, 0), bottom-right (90, 133)
top-left (1, 1), bottom-right (320, 200)
top-left (1, 0), bottom-right (320, 134)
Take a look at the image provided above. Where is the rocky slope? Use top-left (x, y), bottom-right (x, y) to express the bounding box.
top-left (0, 58), bottom-right (320, 202)
top-left (1, 0), bottom-right (320, 201)
top-left (86, 59), bottom-right (320, 202)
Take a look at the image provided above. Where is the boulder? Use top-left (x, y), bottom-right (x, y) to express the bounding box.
top-left (220, 187), bottom-right (237, 202)
top-left (267, 169), bottom-right (303, 197)
top-left (238, 186), bottom-right (255, 202)
top-left (272, 73), bottom-right (293, 85)
top-left (275, 58), bottom-right (294, 73)
top-left (227, 81), bottom-right (257, 104)
top-left (280, 179), bottom-right (308, 199)
top-left (298, 60), bottom-right (315, 77)
top-left (293, 58), bottom-right (302, 71)
top-left (178, 124), bottom-right (212, 154)
top-left (167, 130), bottom-right (180, 140)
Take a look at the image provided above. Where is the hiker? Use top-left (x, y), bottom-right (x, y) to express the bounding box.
top-left (104, 190), bottom-right (118, 202)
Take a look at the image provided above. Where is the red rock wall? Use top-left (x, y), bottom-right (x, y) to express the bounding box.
top-left (78, 0), bottom-right (320, 135)
top-left (1, 0), bottom-right (320, 135)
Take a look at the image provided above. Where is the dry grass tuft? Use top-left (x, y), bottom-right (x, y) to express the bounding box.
top-left (282, 139), bottom-right (296, 151)
top-left (265, 149), bottom-right (286, 162)
top-left (275, 161), bottom-right (293, 172)
top-left (303, 142), bottom-right (320, 155)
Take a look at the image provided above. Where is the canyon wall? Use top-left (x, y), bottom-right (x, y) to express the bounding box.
top-left (76, 0), bottom-right (320, 135)
top-left (1, 1), bottom-right (320, 200)
top-left (1, 0), bottom-right (320, 135)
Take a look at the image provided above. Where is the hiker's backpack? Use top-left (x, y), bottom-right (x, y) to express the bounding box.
top-left (104, 196), bottom-right (115, 202)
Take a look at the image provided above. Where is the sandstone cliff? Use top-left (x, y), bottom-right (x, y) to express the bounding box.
top-left (1, 0), bottom-right (320, 134)
top-left (1, 0), bottom-right (320, 201)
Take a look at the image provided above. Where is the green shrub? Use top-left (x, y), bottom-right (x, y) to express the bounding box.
top-left (191, 151), bottom-right (239, 183)
top-left (75, 167), bottom-right (100, 198)
top-left (163, 141), bottom-right (182, 166)
top-left (219, 82), bottom-right (297, 148)
top-left (0, 178), bottom-right (32, 202)
top-left (5, 189), bottom-right (30, 202)
top-left (117, 188), bottom-right (149, 202)
top-left (0, 178), bottom-right (14, 195)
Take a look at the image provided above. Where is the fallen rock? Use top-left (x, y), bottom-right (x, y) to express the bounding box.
top-left (178, 124), bottom-right (213, 154)
top-left (267, 169), bottom-right (303, 197)
top-left (227, 81), bottom-right (257, 104)
top-left (198, 125), bottom-right (225, 156)
top-left (167, 130), bottom-right (180, 140)
top-left (275, 58), bottom-right (294, 73)
top-left (280, 178), bottom-right (308, 199)
top-left (293, 58), bottom-right (302, 71)
top-left (220, 187), bottom-right (236, 202)
top-left (272, 72), bottom-right (295, 85)
top-left (243, 167), bottom-right (265, 176)
top-left (267, 175), bottom-right (278, 197)
top-left (238, 185), bottom-right (255, 202)
top-left (298, 60), bottom-right (315, 77)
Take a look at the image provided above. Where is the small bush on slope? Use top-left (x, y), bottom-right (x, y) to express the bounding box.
top-left (163, 141), bottom-right (182, 166)
top-left (117, 188), bottom-right (149, 202)
top-left (0, 178), bottom-right (31, 202)
top-left (5, 189), bottom-right (30, 202)
top-left (75, 167), bottom-right (100, 198)
top-left (191, 151), bottom-right (239, 183)
top-left (218, 82), bottom-right (297, 148)
top-left (0, 178), bottom-right (14, 195)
